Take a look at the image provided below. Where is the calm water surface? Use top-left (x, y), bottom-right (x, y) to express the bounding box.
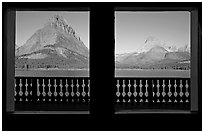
top-left (115, 69), bottom-right (190, 78)
top-left (15, 69), bottom-right (89, 77)
top-left (15, 69), bottom-right (190, 78)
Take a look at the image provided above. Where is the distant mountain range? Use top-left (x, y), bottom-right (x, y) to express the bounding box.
top-left (116, 36), bottom-right (190, 70)
top-left (15, 15), bottom-right (190, 70)
top-left (15, 14), bottom-right (89, 69)
top-left (139, 36), bottom-right (190, 53)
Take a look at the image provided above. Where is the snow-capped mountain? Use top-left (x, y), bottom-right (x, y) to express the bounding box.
top-left (115, 36), bottom-right (190, 70)
top-left (140, 36), bottom-right (190, 53)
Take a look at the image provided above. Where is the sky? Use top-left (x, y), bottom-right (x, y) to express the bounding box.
top-left (115, 11), bottom-right (190, 54)
top-left (16, 11), bottom-right (89, 48)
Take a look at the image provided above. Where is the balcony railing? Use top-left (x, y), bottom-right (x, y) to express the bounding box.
top-left (115, 78), bottom-right (190, 111)
top-left (14, 77), bottom-right (190, 111)
top-left (115, 78), bottom-right (190, 103)
top-left (15, 77), bottom-right (90, 102)
top-left (14, 77), bottom-right (90, 111)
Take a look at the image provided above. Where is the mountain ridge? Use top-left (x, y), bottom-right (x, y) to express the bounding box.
top-left (15, 14), bottom-right (89, 69)
top-left (116, 36), bottom-right (190, 70)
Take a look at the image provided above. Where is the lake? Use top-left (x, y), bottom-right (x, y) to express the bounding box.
top-left (15, 69), bottom-right (190, 78)
top-left (15, 69), bottom-right (89, 77)
top-left (115, 69), bottom-right (190, 78)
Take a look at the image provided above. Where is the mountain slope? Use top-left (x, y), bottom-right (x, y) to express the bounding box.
top-left (16, 14), bottom-right (88, 57)
top-left (121, 46), bottom-right (168, 65)
top-left (16, 48), bottom-right (88, 69)
top-left (15, 14), bottom-right (89, 69)
top-left (140, 36), bottom-right (190, 53)
top-left (115, 52), bottom-right (139, 63)
top-left (115, 37), bottom-right (190, 70)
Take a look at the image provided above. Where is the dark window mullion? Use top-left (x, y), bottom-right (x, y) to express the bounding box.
top-left (90, 6), bottom-right (115, 117)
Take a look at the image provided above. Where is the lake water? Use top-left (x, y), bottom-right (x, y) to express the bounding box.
top-left (15, 69), bottom-right (190, 78)
top-left (115, 69), bottom-right (190, 78)
top-left (15, 70), bottom-right (89, 77)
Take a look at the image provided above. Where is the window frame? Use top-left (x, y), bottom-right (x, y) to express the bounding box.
top-left (3, 2), bottom-right (202, 131)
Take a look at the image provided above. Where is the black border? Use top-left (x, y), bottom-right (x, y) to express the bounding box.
top-left (2, 2), bottom-right (202, 131)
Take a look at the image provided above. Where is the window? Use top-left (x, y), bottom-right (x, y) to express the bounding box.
top-left (3, 2), bottom-right (201, 131)
top-left (115, 11), bottom-right (191, 113)
top-left (14, 11), bottom-right (90, 112)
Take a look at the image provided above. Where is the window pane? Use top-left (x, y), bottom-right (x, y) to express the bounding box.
top-left (115, 11), bottom-right (191, 113)
top-left (15, 11), bottom-right (90, 112)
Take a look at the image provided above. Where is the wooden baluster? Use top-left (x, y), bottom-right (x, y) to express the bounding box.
top-left (139, 80), bottom-right (143, 97)
top-left (59, 79), bottom-right (63, 97)
top-left (25, 79), bottom-right (28, 101)
top-left (82, 79), bottom-right (86, 97)
top-left (152, 80), bottom-right (155, 96)
top-left (133, 80), bottom-right (137, 97)
top-left (25, 79), bottom-right (28, 96)
top-left (54, 79), bottom-right (57, 101)
top-left (162, 80), bottom-right (166, 103)
top-left (162, 80), bottom-right (166, 97)
top-left (145, 80), bottom-right (148, 97)
top-left (71, 79), bottom-right (74, 97)
top-left (116, 80), bottom-right (120, 97)
top-left (19, 79), bottom-right (23, 98)
top-left (139, 80), bottom-right (143, 102)
top-left (127, 80), bottom-right (131, 103)
top-left (133, 80), bottom-right (137, 103)
top-left (54, 79), bottom-right (57, 96)
top-left (37, 79), bottom-right (40, 96)
top-left (185, 80), bottom-right (189, 102)
top-left (30, 79), bottom-right (32, 96)
top-left (37, 79), bottom-right (40, 101)
top-left (76, 79), bottom-right (80, 97)
top-left (47, 79), bottom-right (51, 101)
top-left (116, 80), bottom-right (120, 103)
top-left (30, 79), bottom-right (32, 101)
top-left (152, 80), bottom-right (155, 102)
top-left (59, 79), bottom-right (63, 102)
top-left (82, 79), bottom-right (86, 102)
top-left (127, 80), bottom-right (132, 97)
top-left (156, 80), bottom-right (160, 103)
top-left (145, 80), bottom-right (148, 102)
top-left (179, 80), bottom-right (183, 103)
top-left (14, 79), bottom-right (17, 96)
top-left (122, 80), bottom-right (126, 97)
top-left (174, 80), bottom-right (178, 103)
top-left (168, 80), bottom-right (172, 102)
top-left (122, 80), bottom-right (126, 102)
top-left (65, 79), bottom-right (69, 97)
top-left (42, 79), bottom-right (46, 98)
top-left (88, 79), bottom-right (90, 97)
top-left (48, 79), bottom-right (52, 97)
top-left (76, 79), bottom-right (80, 102)
top-left (156, 80), bottom-right (160, 97)
top-left (179, 80), bottom-right (183, 96)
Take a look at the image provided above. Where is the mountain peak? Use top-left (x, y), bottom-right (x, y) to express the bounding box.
top-left (140, 36), bottom-right (162, 52)
top-left (144, 36), bottom-right (160, 44)
top-left (49, 14), bottom-right (68, 25)
top-left (16, 14), bottom-right (88, 57)
top-left (46, 14), bottom-right (76, 36)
